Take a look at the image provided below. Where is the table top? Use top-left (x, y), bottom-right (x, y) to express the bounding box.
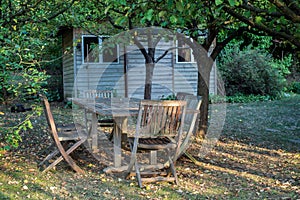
top-left (71, 97), bottom-right (140, 117)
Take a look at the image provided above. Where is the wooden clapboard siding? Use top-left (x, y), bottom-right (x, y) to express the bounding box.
top-left (126, 43), bottom-right (174, 99)
top-left (70, 29), bottom-right (126, 98)
top-left (174, 61), bottom-right (217, 95)
top-left (62, 29), bottom-right (74, 99)
top-left (75, 64), bottom-right (125, 98)
top-left (174, 63), bottom-right (198, 95)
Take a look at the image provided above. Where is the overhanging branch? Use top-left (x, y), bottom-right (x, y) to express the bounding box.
top-left (223, 5), bottom-right (300, 49)
top-left (269, 0), bottom-right (300, 23)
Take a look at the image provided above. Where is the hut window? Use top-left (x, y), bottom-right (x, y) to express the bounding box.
top-left (82, 35), bottom-right (119, 64)
top-left (101, 37), bottom-right (119, 63)
top-left (176, 39), bottom-right (195, 63)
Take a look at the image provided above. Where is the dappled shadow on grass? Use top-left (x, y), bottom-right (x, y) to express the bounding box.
top-left (220, 95), bottom-right (300, 153)
top-left (181, 139), bottom-right (300, 199)
top-left (1, 98), bottom-right (300, 199)
top-left (0, 153), bottom-right (81, 199)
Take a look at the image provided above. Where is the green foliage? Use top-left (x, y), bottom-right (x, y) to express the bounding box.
top-left (226, 94), bottom-right (272, 103)
top-left (209, 94), bottom-right (273, 103)
top-left (160, 94), bottom-right (176, 100)
top-left (0, 105), bottom-right (44, 149)
top-left (64, 101), bottom-right (73, 109)
top-left (287, 82), bottom-right (300, 94)
top-left (216, 0), bottom-right (300, 50)
top-left (45, 89), bottom-right (61, 102)
top-left (209, 94), bottom-right (227, 104)
top-left (218, 41), bottom-right (291, 97)
top-left (0, 0), bottom-right (72, 148)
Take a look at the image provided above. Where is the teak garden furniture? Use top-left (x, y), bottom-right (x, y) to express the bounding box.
top-left (39, 94), bottom-right (87, 174)
top-left (126, 100), bottom-right (187, 188)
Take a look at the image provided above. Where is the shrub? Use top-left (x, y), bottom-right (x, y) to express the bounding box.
top-left (160, 94), bottom-right (176, 100)
top-left (218, 43), bottom-right (290, 97)
top-left (209, 94), bottom-right (273, 104)
top-left (226, 94), bottom-right (272, 103)
top-left (287, 82), bottom-right (300, 94)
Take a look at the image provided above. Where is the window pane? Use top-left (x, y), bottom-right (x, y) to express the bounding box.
top-left (177, 40), bottom-right (192, 62)
top-left (102, 38), bottom-right (118, 63)
top-left (83, 36), bottom-right (99, 63)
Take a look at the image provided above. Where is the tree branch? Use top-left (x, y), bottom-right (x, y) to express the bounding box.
top-left (133, 36), bottom-right (149, 62)
top-left (223, 5), bottom-right (300, 49)
top-left (284, 0), bottom-right (300, 15)
top-left (106, 14), bottom-right (127, 30)
top-left (211, 26), bottom-right (250, 60)
top-left (155, 47), bottom-right (178, 63)
top-left (269, 0), bottom-right (300, 23)
top-left (39, 0), bottom-right (77, 23)
top-left (238, 2), bottom-right (282, 17)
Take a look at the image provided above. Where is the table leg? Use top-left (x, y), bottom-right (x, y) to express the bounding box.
top-left (91, 113), bottom-right (98, 153)
top-left (113, 117), bottom-right (126, 168)
top-left (121, 117), bottom-right (128, 148)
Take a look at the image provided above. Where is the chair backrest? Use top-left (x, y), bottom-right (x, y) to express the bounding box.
top-left (175, 95), bottom-right (202, 160)
top-left (184, 95), bottom-right (202, 134)
top-left (176, 93), bottom-right (202, 130)
top-left (136, 100), bottom-right (187, 139)
top-left (40, 94), bottom-right (59, 139)
top-left (84, 90), bottom-right (113, 99)
top-left (176, 92), bottom-right (193, 100)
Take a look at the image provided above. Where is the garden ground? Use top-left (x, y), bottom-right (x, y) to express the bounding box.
top-left (0, 95), bottom-right (299, 199)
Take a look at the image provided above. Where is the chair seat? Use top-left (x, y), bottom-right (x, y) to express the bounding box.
top-left (57, 124), bottom-right (77, 131)
top-left (57, 130), bottom-right (85, 141)
top-left (57, 123), bottom-right (86, 141)
top-left (98, 118), bottom-right (115, 127)
top-left (128, 137), bottom-right (177, 150)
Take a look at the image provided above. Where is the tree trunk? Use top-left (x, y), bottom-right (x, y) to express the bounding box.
top-left (144, 63), bottom-right (155, 100)
top-left (192, 42), bottom-right (214, 138)
top-left (197, 72), bottom-right (209, 138)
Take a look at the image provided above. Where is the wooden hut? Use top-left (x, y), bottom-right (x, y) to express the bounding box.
top-left (61, 28), bottom-right (218, 99)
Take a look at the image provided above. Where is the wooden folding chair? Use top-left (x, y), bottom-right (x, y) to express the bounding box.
top-left (84, 89), bottom-right (113, 99)
top-left (39, 94), bottom-right (87, 174)
top-left (177, 92), bottom-right (197, 100)
top-left (126, 100), bottom-right (187, 188)
top-left (83, 90), bottom-right (115, 133)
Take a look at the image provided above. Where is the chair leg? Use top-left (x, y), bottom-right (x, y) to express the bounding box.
top-left (125, 142), bottom-right (135, 179)
top-left (42, 139), bottom-right (86, 174)
top-left (59, 139), bottom-right (87, 174)
top-left (41, 142), bottom-right (69, 172)
top-left (135, 160), bottom-right (143, 188)
top-left (167, 149), bottom-right (178, 185)
top-left (150, 151), bottom-right (157, 165)
top-left (39, 148), bottom-right (59, 167)
top-left (38, 143), bottom-right (55, 157)
top-left (168, 157), bottom-right (178, 185)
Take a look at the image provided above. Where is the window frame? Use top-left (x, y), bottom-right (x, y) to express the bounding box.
top-left (175, 39), bottom-right (196, 63)
top-left (82, 35), bottom-right (120, 64)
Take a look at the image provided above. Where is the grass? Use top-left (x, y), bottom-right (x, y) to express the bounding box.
top-left (0, 95), bottom-right (299, 199)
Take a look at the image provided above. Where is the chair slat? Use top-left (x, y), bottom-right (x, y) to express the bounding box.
top-left (126, 100), bottom-right (187, 188)
top-left (82, 90), bottom-right (115, 136)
